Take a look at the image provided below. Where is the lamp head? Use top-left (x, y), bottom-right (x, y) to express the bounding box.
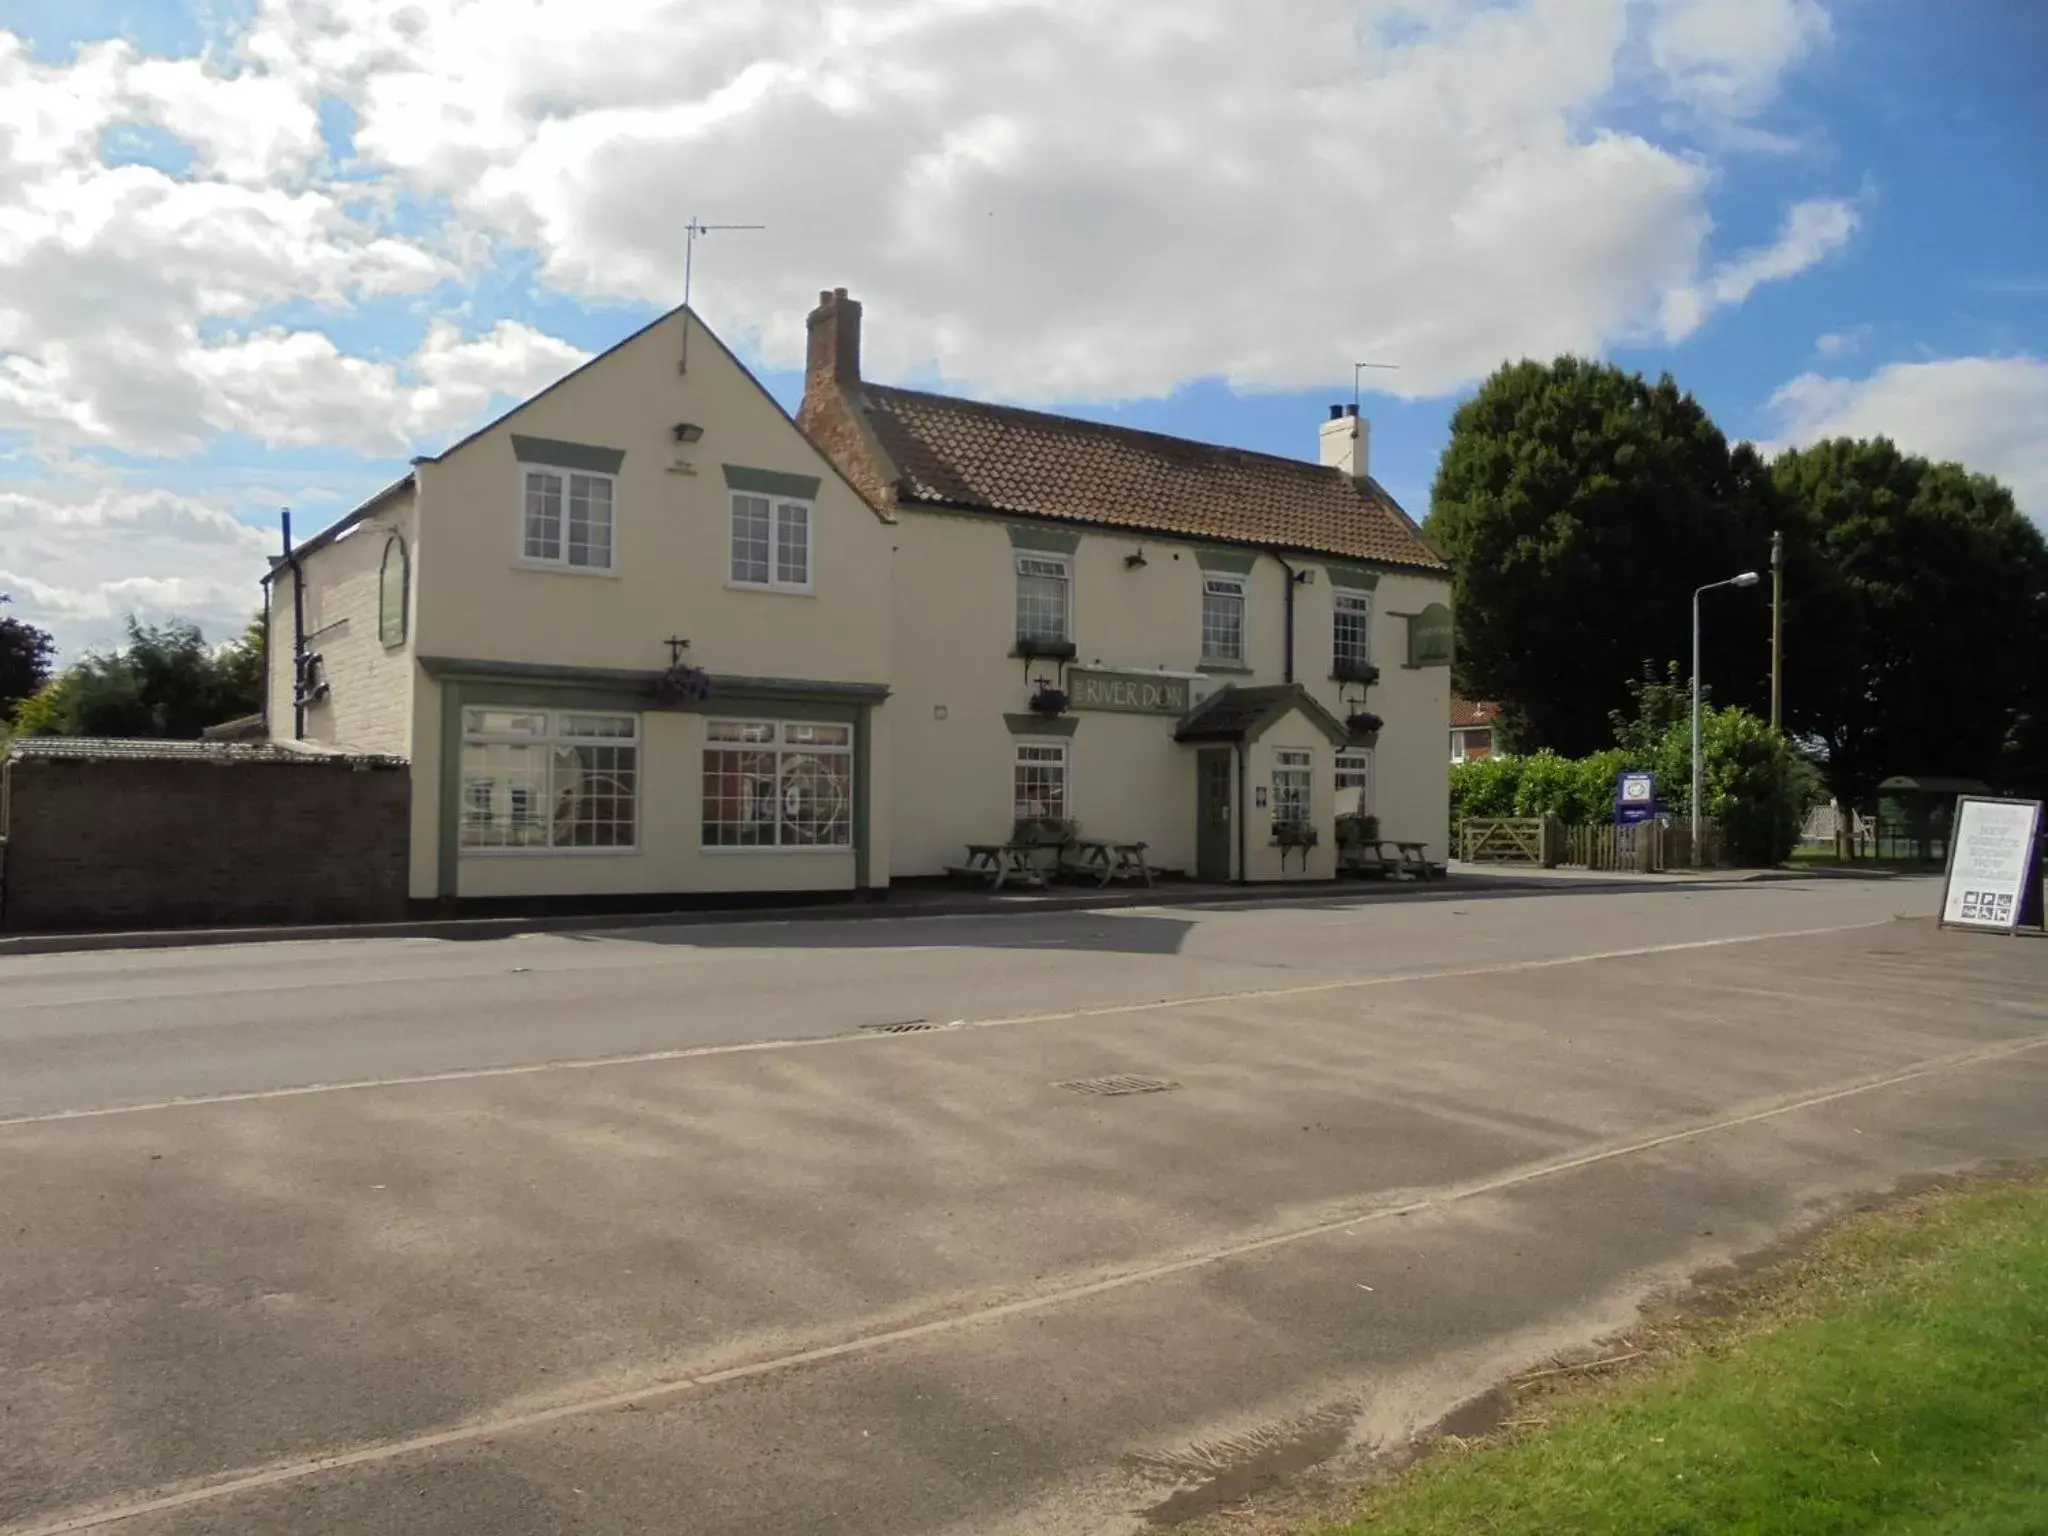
top-left (1731, 570), bottom-right (1761, 588)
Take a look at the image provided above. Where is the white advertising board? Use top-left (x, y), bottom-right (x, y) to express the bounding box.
top-left (1939, 796), bottom-right (2043, 932)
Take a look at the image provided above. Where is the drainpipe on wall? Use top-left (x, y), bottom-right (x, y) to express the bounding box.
top-left (282, 509), bottom-right (306, 741)
top-left (1276, 555), bottom-right (1298, 684)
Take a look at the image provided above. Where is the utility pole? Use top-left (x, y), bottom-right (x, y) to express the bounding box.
top-left (1770, 529), bottom-right (1785, 732)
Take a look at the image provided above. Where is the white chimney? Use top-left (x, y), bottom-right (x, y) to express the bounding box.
top-left (1319, 403), bottom-right (1370, 485)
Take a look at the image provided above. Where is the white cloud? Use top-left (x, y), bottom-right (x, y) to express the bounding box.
top-left (213, 0), bottom-right (1850, 403)
top-left (1813, 324), bottom-right (1871, 359)
top-left (1649, 0), bottom-right (1830, 119)
top-left (1659, 196), bottom-right (1857, 339)
top-left (1767, 356), bottom-right (2048, 521)
top-left (0, 486), bottom-right (275, 655)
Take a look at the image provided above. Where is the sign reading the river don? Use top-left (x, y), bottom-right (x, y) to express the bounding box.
top-left (1939, 796), bottom-right (2044, 933)
top-left (1407, 603), bottom-right (1454, 667)
top-left (1066, 669), bottom-right (1191, 715)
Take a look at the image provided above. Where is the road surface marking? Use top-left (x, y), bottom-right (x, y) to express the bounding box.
top-left (8, 1022), bottom-right (2041, 1536)
top-left (0, 919), bottom-right (1900, 1130)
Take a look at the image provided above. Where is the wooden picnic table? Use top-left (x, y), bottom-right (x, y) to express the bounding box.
top-left (1060, 838), bottom-right (1153, 888)
top-left (948, 841), bottom-right (1048, 890)
top-left (1341, 838), bottom-right (1435, 880)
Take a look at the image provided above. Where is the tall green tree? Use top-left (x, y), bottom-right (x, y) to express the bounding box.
top-left (13, 615), bottom-right (263, 739)
top-left (1773, 439), bottom-right (2048, 808)
top-left (1426, 358), bottom-right (1775, 756)
top-left (0, 595), bottom-right (56, 721)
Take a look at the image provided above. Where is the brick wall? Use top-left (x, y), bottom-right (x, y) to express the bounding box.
top-left (2, 755), bottom-right (411, 931)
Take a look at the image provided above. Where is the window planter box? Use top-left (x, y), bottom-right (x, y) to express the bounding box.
top-left (1013, 636), bottom-right (1077, 661)
top-left (1333, 660), bottom-right (1381, 686)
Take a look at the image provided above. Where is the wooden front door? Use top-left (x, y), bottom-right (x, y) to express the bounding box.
top-left (1196, 748), bottom-right (1233, 882)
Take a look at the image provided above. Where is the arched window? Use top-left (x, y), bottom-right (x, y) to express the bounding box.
top-left (378, 533), bottom-right (408, 647)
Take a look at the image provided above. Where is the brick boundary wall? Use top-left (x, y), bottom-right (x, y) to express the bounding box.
top-left (2, 755), bottom-right (410, 932)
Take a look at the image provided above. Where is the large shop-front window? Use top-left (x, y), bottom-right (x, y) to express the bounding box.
top-left (1272, 748), bottom-right (1312, 830)
top-left (702, 719), bottom-right (853, 847)
top-left (461, 709), bottom-right (638, 850)
top-left (1013, 741), bottom-right (1069, 822)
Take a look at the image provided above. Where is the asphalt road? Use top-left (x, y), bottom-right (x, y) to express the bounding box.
top-left (2, 877), bottom-right (2043, 1535)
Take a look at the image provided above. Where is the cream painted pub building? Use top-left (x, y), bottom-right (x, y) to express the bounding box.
top-left (267, 293), bottom-right (1452, 901)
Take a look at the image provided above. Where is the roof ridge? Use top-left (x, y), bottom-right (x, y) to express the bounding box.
top-left (863, 382), bottom-right (1354, 480)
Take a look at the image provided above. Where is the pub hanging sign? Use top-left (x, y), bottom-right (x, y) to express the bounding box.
top-left (1066, 669), bottom-right (1191, 715)
top-left (1407, 602), bottom-right (1454, 668)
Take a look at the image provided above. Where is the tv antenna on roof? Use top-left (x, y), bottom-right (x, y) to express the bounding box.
top-left (1353, 360), bottom-right (1399, 418)
top-left (680, 216), bottom-right (765, 373)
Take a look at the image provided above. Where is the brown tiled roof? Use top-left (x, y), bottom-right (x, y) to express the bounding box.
top-left (857, 385), bottom-right (1445, 571)
top-left (1450, 697), bottom-right (1500, 729)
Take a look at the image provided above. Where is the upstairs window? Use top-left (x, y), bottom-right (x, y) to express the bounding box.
top-left (731, 494), bottom-right (813, 591)
top-left (1202, 574), bottom-right (1245, 664)
top-left (522, 469), bottom-right (614, 571)
top-left (1016, 553), bottom-right (1071, 646)
top-left (1333, 589), bottom-right (1372, 675)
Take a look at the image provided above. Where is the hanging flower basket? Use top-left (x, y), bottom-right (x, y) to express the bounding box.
top-left (1028, 686), bottom-right (1069, 716)
top-left (1346, 710), bottom-right (1383, 747)
top-left (655, 663), bottom-right (714, 706)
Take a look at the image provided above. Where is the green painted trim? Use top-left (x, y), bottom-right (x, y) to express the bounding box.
top-left (418, 656), bottom-right (888, 706)
top-left (1198, 662), bottom-right (1255, 676)
top-left (723, 464), bottom-right (822, 501)
top-left (1006, 522), bottom-right (1083, 555)
top-left (1195, 548), bottom-right (1258, 575)
top-left (436, 680), bottom-right (463, 899)
top-left (510, 435), bottom-right (626, 474)
top-left (853, 704), bottom-right (872, 890)
top-left (457, 678), bottom-right (652, 712)
top-left (1325, 565), bottom-right (1380, 591)
top-left (1004, 713), bottom-right (1079, 737)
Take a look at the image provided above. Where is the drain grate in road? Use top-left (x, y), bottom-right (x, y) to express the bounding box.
top-left (862, 1019), bottom-right (937, 1034)
top-left (1056, 1074), bottom-right (1181, 1097)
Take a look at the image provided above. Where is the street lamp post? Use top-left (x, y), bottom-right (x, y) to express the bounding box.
top-left (1692, 570), bottom-right (1762, 860)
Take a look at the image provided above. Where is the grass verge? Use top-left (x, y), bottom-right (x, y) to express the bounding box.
top-left (1313, 1171), bottom-right (2048, 1535)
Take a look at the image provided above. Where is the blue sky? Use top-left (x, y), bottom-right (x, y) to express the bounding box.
top-left (1, 0), bottom-right (2042, 656)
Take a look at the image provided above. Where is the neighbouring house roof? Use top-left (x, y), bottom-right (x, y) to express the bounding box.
top-left (1450, 697), bottom-right (1501, 730)
top-left (855, 384), bottom-right (1447, 572)
top-left (1174, 684), bottom-right (1352, 748)
top-left (5, 737), bottom-right (405, 767)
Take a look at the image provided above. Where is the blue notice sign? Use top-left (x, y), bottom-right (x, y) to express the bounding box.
top-left (1615, 770), bottom-right (1656, 826)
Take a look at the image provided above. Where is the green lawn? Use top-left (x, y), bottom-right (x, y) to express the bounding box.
top-left (1317, 1175), bottom-right (2048, 1535)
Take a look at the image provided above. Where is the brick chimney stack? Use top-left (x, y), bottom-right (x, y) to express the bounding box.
top-left (806, 287), bottom-right (862, 398)
top-left (1318, 402), bottom-right (1370, 486)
